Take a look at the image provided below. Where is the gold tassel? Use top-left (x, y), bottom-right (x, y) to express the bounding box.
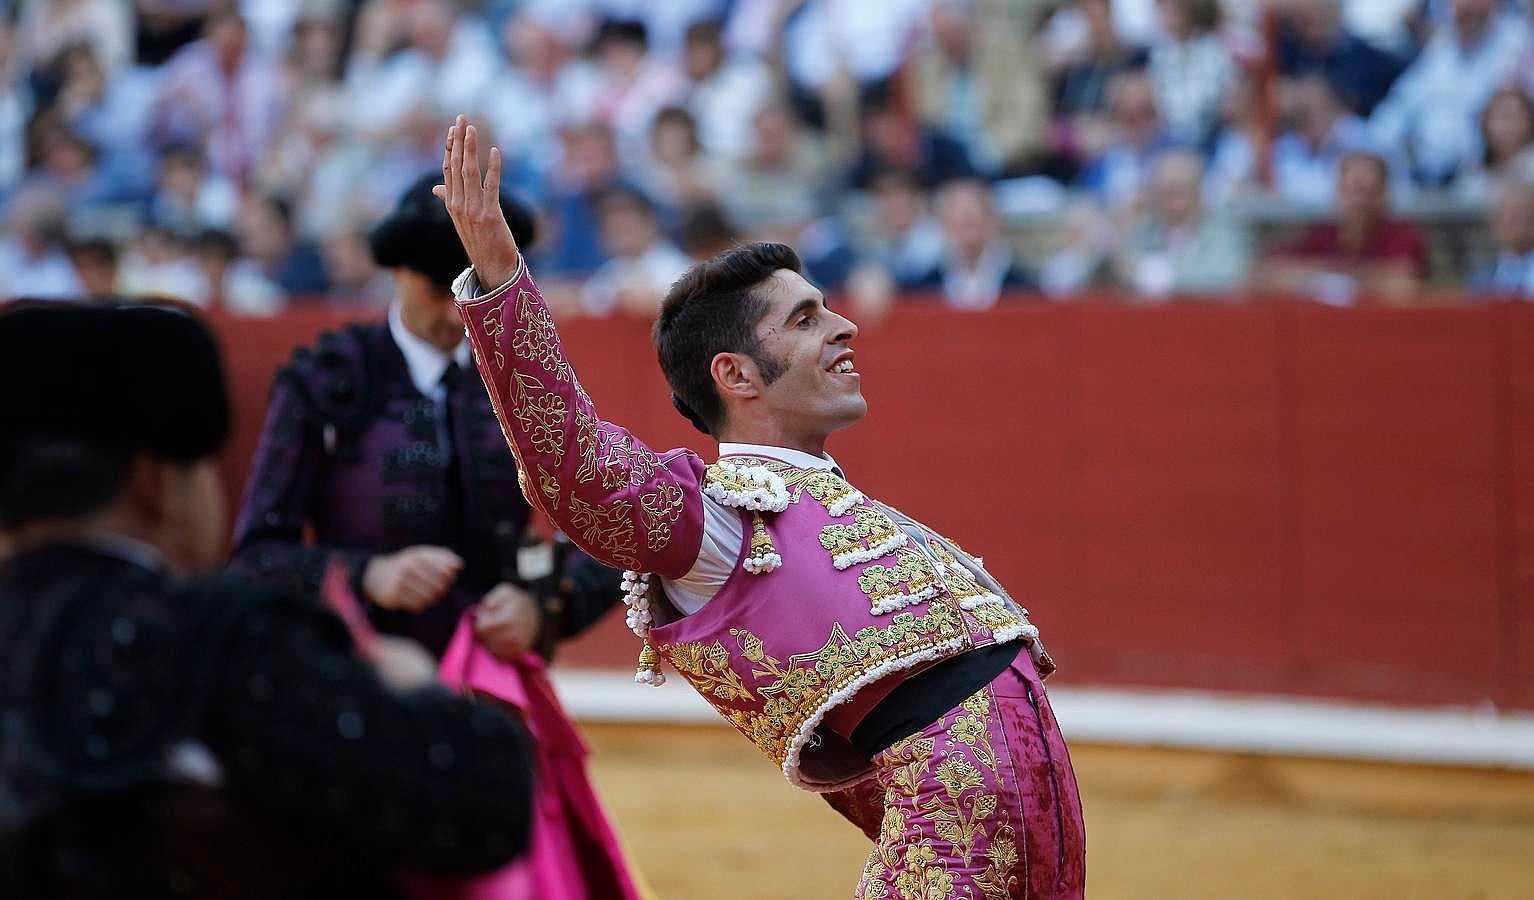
top-left (744, 512), bottom-right (782, 574)
top-left (635, 639), bottom-right (665, 686)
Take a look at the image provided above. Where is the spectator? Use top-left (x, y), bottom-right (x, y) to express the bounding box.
top-left (477, 12), bottom-right (601, 186)
top-left (1454, 86), bottom-right (1534, 205)
top-left (14, 0), bottom-right (134, 79)
top-left (1076, 69), bottom-right (1179, 211)
top-left (679, 19), bottom-right (772, 160)
top-left (236, 194), bottom-right (331, 298)
top-left (913, 177), bottom-right (1036, 309)
top-left (1053, 0), bottom-right (1150, 144)
top-left (1369, 0), bottom-right (1531, 187)
top-left (1469, 177), bottom-right (1534, 298)
top-left (716, 101), bottom-right (827, 236)
top-left (148, 144), bottom-right (239, 236)
top-left (636, 106), bottom-right (720, 215)
top-left (322, 228), bottom-right (394, 307)
top-left (911, 0), bottom-right (1051, 176)
top-left (1265, 73), bottom-right (1405, 209)
top-left (540, 121), bottom-right (629, 277)
top-left (19, 117), bottom-right (127, 211)
top-left (1146, 0), bottom-right (1234, 147)
top-left (857, 167), bottom-right (946, 285)
top-left (1258, 151), bottom-right (1428, 304)
top-left (150, 11), bottom-right (285, 185)
top-left (46, 42), bottom-right (156, 161)
top-left (572, 0), bottom-right (728, 60)
top-left (586, 19), bottom-right (686, 161)
top-left (846, 87), bottom-right (978, 190)
top-left (65, 235), bottom-right (118, 298)
top-left (116, 225), bottom-right (204, 302)
top-left (1276, 0), bottom-right (1406, 117)
top-left (0, 22), bottom-right (30, 200)
top-left (1112, 149), bottom-right (1250, 298)
top-left (344, 0), bottom-right (498, 140)
top-left (0, 190), bottom-right (81, 299)
top-left (753, 0), bottom-right (931, 108)
top-left (676, 201), bottom-right (739, 260)
top-left (581, 186), bottom-right (693, 316)
top-left (190, 228), bottom-right (285, 315)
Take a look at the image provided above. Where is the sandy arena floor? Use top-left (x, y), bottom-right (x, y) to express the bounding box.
top-left (583, 723), bottom-right (1534, 900)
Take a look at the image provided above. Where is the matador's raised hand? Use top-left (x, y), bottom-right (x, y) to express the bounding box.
top-left (432, 114), bottom-right (523, 290)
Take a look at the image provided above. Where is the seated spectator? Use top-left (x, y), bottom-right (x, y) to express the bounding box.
top-left (236, 194), bottom-right (331, 299)
top-left (763, 0), bottom-right (932, 122)
top-left (150, 10), bottom-right (284, 186)
top-left (13, 0), bottom-right (133, 79)
top-left (858, 167), bottom-right (945, 285)
top-left (1454, 86), bottom-right (1534, 205)
top-left (716, 101), bottom-right (827, 235)
top-left (1369, 0), bottom-right (1531, 187)
top-left (343, 0), bottom-right (497, 141)
top-left (116, 225), bottom-right (206, 303)
top-left (679, 19), bottom-right (772, 160)
top-left (65, 236), bottom-right (118, 298)
top-left (1257, 151), bottom-right (1428, 304)
top-left (676, 201), bottom-right (740, 261)
top-left (539, 120), bottom-right (629, 277)
top-left (477, 11), bottom-right (601, 186)
top-left (190, 228), bottom-right (285, 316)
top-left (1262, 73), bottom-right (1406, 209)
top-left (636, 106), bottom-right (720, 216)
top-left (18, 117), bottom-right (129, 211)
top-left (1112, 149), bottom-right (1250, 299)
top-left (580, 186), bottom-right (693, 317)
top-left (1052, 0), bottom-right (1150, 159)
top-left (1076, 69), bottom-right (1180, 211)
top-left (0, 189), bottom-right (81, 299)
top-left (148, 144), bottom-right (238, 236)
top-left (322, 228), bottom-right (395, 308)
top-left (46, 41), bottom-right (157, 162)
top-left (1469, 177), bottom-right (1534, 298)
top-left (1147, 0), bottom-right (1235, 147)
top-left (846, 86), bottom-right (978, 190)
top-left (912, 177), bottom-right (1036, 309)
top-left (586, 19), bottom-right (686, 162)
top-left (1277, 0), bottom-right (1406, 117)
top-left (911, 0), bottom-right (1050, 176)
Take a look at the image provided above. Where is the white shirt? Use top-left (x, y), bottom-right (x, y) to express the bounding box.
top-left (388, 301), bottom-right (472, 399)
top-left (662, 442), bottom-right (841, 615)
top-left (580, 241), bottom-right (694, 316)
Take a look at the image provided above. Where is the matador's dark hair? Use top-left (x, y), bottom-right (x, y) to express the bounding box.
top-left (652, 242), bottom-right (799, 436)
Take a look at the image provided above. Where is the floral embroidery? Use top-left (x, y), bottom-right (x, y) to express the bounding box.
top-left (639, 482), bottom-right (685, 553)
top-left (478, 301), bottom-right (506, 370)
top-left (668, 639), bottom-right (755, 703)
top-left (508, 372), bottom-right (568, 466)
top-left (588, 428), bottom-right (660, 492)
top-left (975, 825), bottom-right (1021, 900)
top-left (567, 496), bottom-right (638, 569)
top-left (802, 470), bottom-right (864, 517)
top-left (511, 288), bottom-right (570, 381)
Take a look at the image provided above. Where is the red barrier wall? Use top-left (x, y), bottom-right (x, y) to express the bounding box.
top-left (212, 301), bottom-right (1534, 711)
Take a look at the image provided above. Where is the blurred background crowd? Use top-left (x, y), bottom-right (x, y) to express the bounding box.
top-left (2, 0), bottom-right (1533, 316)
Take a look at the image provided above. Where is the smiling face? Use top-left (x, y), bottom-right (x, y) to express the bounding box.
top-left (715, 270), bottom-right (865, 450)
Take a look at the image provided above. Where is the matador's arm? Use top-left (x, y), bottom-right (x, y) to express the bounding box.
top-left (438, 116), bottom-right (706, 579)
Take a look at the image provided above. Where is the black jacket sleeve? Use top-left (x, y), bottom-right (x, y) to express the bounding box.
top-left (555, 551), bottom-right (624, 641)
top-left (202, 587), bottom-right (535, 874)
top-left (228, 374), bottom-right (374, 599)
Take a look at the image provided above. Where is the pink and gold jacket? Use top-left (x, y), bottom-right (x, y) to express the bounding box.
top-left (454, 262), bottom-right (1054, 792)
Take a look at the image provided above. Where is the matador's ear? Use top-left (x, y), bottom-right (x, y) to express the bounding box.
top-left (671, 393), bottom-right (711, 435)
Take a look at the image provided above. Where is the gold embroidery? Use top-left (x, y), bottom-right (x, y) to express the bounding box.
top-left (667, 640), bottom-right (755, 703)
top-left (511, 289), bottom-right (571, 381)
top-left (892, 841), bottom-right (957, 900)
top-left (975, 825), bottom-right (1020, 900)
top-left (802, 470), bottom-right (860, 514)
top-left (509, 371), bottom-right (568, 466)
top-left (857, 547), bottom-right (941, 611)
top-left (585, 428), bottom-right (660, 492)
top-left (573, 408), bottom-right (600, 484)
top-left (819, 506), bottom-right (905, 564)
top-left (479, 301), bottom-right (506, 370)
top-left (566, 496), bottom-right (638, 569)
top-left (639, 482), bottom-right (685, 553)
top-left (536, 465), bottom-right (560, 510)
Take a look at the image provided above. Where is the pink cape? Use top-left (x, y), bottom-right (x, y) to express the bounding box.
top-left (405, 612), bottom-right (643, 900)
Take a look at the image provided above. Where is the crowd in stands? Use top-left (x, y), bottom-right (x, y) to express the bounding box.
top-left (2, 0), bottom-right (1534, 316)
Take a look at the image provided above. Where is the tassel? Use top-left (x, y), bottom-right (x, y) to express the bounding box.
top-left (635, 639), bottom-right (666, 686)
top-left (743, 512), bottom-right (782, 574)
